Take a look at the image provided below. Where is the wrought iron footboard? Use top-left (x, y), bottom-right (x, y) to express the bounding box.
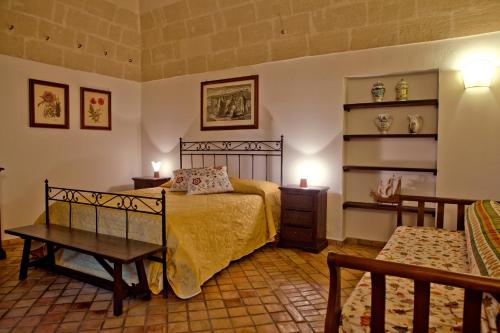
top-left (45, 180), bottom-right (168, 296)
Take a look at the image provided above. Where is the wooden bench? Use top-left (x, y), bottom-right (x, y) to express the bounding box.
top-left (5, 180), bottom-right (167, 316)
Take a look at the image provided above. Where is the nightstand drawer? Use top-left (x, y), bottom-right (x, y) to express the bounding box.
top-left (283, 210), bottom-right (313, 227)
top-left (282, 193), bottom-right (314, 211)
top-left (281, 226), bottom-right (313, 243)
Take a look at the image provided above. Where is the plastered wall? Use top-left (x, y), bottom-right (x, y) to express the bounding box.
top-left (140, 32), bottom-right (500, 241)
top-left (0, 55), bottom-right (142, 240)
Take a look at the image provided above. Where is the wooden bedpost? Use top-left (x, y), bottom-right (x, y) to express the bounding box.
top-left (325, 252), bottom-right (342, 332)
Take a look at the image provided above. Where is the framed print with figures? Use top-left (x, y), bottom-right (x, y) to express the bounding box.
top-left (201, 75), bottom-right (258, 131)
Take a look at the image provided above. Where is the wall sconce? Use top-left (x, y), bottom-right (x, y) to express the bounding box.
top-left (462, 60), bottom-right (496, 88)
top-left (151, 161), bottom-right (162, 178)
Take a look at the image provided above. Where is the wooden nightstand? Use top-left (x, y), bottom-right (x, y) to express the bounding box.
top-left (278, 185), bottom-right (329, 253)
top-left (132, 177), bottom-right (170, 190)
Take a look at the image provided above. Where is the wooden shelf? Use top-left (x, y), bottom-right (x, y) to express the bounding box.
top-left (344, 134), bottom-right (437, 141)
top-left (343, 201), bottom-right (435, 215)
top-left (343, 165), bottom-right (437, 175)
top-left (344, 99), bottom-right (438, 111)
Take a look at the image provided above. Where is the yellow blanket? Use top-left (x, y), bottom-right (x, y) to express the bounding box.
top-left (34, 178), bottom-right (280, 299)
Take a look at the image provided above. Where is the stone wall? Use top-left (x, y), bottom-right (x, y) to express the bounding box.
top-left (1, 0), bottom-right (499, 82)
top-left (140, 0), bottom-right (500, 81)
top-left (0, 0), bottom-right (141, 81)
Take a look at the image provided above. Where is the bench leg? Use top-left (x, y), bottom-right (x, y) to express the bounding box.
top-left (46, 243), bottom-right (55, 268)
top-left (19, 238), bottom-right (31, 280)
top-left (135, 259), bottom-right (151, 300)
top-left (113, 262), bottom-right (123, 316)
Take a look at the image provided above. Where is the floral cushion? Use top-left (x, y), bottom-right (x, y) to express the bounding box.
top-left (186, 166), bottom-right (233, 195)
top-left (170, 168), bottom-right (191, 192)
top-left (465, 200), bottom-right (500, 277)
top-left (340, 226), bottom-right (497, 333)
top-left (465, 200), bottom-right (500, 331)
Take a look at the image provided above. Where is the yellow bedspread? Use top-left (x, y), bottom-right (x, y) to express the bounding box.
top-left (33, 178), bottom-right (280, 299)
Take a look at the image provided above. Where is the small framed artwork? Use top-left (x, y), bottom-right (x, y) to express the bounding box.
top-left (80, 87), bottom-right (111, 130)
top-left (201, 75), bottom-right (258, 131)
top-left (29, 79), bottom-right (69, 129)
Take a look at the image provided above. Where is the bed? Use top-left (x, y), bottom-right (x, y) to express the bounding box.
top-left (32, 137), bottom-right (284, 299)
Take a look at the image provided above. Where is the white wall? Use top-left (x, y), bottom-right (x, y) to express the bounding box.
top-left (141, 32), bottom-right (500, 241)
top-left (0, 55), bottom-right (142, 240)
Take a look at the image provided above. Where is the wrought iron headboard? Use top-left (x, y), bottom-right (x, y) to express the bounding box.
top-left (179, 136), bottom-right (284, 185)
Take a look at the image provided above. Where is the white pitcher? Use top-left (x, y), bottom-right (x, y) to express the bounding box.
top-left (408, 114), bottom-right (423, 134)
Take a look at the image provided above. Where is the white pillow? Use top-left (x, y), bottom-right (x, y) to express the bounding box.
top-left (186, 166), bottom-right (233, 195)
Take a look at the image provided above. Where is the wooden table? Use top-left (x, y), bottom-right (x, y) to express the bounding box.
top-left (0, 167), bottom-right (5, 259)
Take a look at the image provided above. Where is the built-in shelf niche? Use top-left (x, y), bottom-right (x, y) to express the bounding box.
top-left (343, 70), bottom-right (439, 239)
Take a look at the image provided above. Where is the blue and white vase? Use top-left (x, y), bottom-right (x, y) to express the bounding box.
top-left (371, 81), bottom-right (385, 102)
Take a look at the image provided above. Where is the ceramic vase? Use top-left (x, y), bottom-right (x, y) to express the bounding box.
top-left (371, 81), bottom-right (386, 102)
top-left (396, 78), bottom-right (409, 101)
top-left (408, 114), bottom-right (423, 134)
top-left (374, 113), bottom-right (393, 134)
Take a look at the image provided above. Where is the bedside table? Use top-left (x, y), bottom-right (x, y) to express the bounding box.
top-left (132, 177), bottom-right (170, 190)
top-left (278, 185), bottom-right (329, 253)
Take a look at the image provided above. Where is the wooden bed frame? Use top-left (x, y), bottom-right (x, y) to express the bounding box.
top-left (325, 195), bottom-right (500, 333)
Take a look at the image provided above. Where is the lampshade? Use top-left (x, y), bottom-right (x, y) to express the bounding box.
top-left (151, 161), bottom-right (162, 172)
top-left (462, 60), bottom-right (496, 88)
top-left (151, 161), bottom-right (161, 178)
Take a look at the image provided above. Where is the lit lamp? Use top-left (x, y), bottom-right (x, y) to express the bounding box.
top-left (462, 60), bottom-right (496, 88)
top-left (299, 178), bottom-right (308, 188)
top-left (151, 161), bottom-right (161, 178)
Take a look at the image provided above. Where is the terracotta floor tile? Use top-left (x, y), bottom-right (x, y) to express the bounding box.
top-left (0, 241), bottom-right (381, 333)
top-left (256, 324), bottom-right (280, 333)
top-left (167, 321), bottom-right (189, 332)
top-left (147, 314), bottom-right (167, 325)
top-left (124, 315), bottom-right (146, 327)
top-left (277, 322), bottom-right (300, 333)
top-left (231, 316), bottom-right (254, 328)
top-left (252, 313), bottom-right (273, 325)
top-left (102, 317), bottom-right (124, 329)
top-left (189, 319), bottom-right (211, 331)
top-left (208, 308), bottom-right (229, 319)
top-left (228, 306), bottom-right (247, 317)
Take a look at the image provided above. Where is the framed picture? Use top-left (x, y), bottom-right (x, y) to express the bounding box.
top-left (29, 79), bottom-right (69, 129)
top-left (201, 75), bottom-right (258, 131)
top-left (80, 87), bottom-right (111, 130)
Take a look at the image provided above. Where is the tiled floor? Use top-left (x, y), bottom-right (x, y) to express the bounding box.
top-left (0, 241), bottom-right (381, 333)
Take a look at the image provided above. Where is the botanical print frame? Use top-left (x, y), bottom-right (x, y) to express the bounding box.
top-left (201, 75), bottom-right (258, 131)
top-left (80, 87), bottom-right (111, 130)
top-left (29, 79), bottom-right (69, 129)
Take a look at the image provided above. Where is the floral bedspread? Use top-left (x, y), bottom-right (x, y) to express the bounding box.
top-left (340, 226), bottom-right (497, 332)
